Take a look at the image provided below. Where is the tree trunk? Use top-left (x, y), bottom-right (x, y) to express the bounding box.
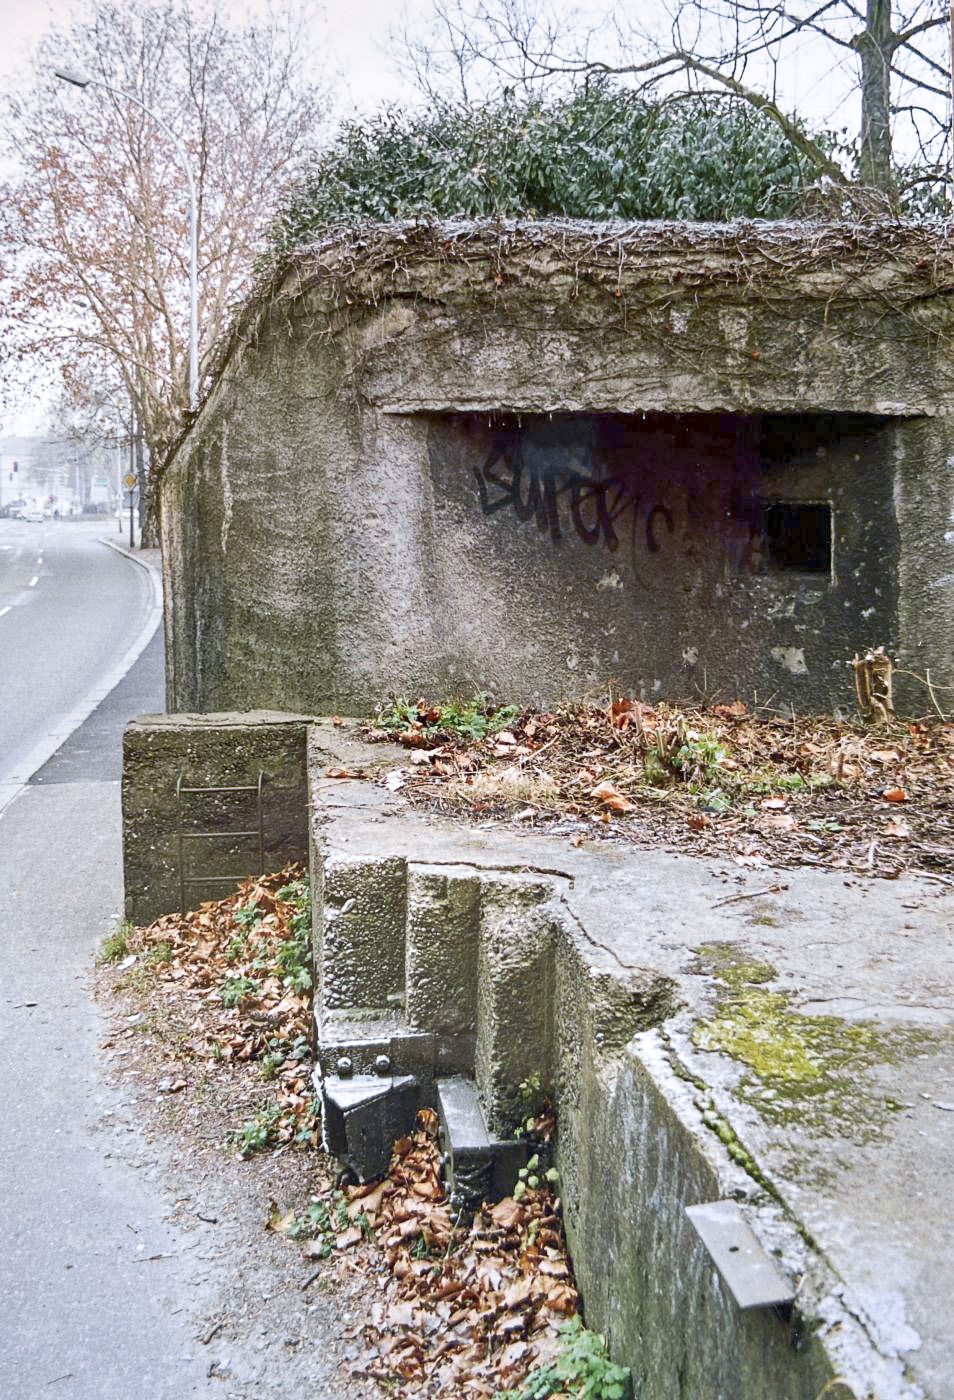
top-left (856, 0), bottom-right (897, 198)
top-left (135, 429), bottom-right (158, 548)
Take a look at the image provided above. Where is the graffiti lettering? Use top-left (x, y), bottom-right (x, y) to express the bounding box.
top-left (474, 436), bottom-right (671, 557)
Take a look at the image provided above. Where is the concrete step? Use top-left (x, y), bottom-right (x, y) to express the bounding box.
top-left (435, 1075), bottom-right (526, 1218)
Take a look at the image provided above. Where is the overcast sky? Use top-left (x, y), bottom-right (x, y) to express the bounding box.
top-left (0, 0), bottom-right (419, 108)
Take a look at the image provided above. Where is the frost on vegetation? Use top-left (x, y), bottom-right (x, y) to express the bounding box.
top-left (269, 85), bottom-right (832, 252)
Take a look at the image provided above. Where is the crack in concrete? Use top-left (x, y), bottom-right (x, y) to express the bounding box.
top-left (556, 895), bottom-right (650, 975)
top-left (405, 857), bottom-right (576, 885)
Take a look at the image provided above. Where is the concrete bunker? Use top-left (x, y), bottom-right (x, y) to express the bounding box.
top-left (139, 222), bottom-right (954, 1396)
top-left (160, 219), bottom-right (954, 718)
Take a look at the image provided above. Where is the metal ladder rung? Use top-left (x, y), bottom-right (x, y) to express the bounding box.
top-left (176, 771), bottom-right (265, 911)
top-left (178, 830), bottom-right (261, 841)
top-left (176, 783), bottom-right (262, 795)
top-left (181, 874), bottom-right (259, 888)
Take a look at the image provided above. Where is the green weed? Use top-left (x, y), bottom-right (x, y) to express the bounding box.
top-left (285, 1189), bottom-right (352, 1256)
top-left (274, 879), bottom-right (312, 993)
top-left (233, 1105), bottom-right (283, 1157)
top-left (512, 1153), bottom-right (560, 1202)
top-left (375, 694), bottom-right (518, 743)
top-left (672, 733), bottom-right (728, 788)
top-left (221, 975), bottom-right (260, 1008)
top-left (225, 932), bottom-right (249, 964)
top-left (101, 921), bottom-right (134, 963)
top-left (501, 1316), bottom-right (630, 1399)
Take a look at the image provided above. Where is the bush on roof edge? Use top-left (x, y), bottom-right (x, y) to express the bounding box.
top-left (269, 84), bottom-right (857, 252)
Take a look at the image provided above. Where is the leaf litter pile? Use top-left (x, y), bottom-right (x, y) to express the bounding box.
top-left (364, 694), bottom-right (954, 881)
top-left (269, 1107), bottom-right (624, 1400)
top-left (103, 869), bottom-right (619, 1400)
top-left (105, 867), bottom-right (319, 1154)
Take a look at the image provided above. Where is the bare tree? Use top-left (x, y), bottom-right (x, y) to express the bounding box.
top-left (0, 0), bottom-right (331, 531)
top-left (395, 0), bottom-right (951, 202)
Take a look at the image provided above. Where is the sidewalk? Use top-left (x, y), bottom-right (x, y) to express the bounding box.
top-left (1, 779), bottom-right (219, 1399)
top-left (1, 547), bottom-right (356, 1400)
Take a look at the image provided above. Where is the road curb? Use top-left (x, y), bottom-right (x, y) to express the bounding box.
top-left (0, 538), bottom-right (164, 819)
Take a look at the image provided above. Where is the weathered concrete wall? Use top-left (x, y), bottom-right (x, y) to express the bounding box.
top-left (305, 724), bottom-right (937, 1398)
top-left (894, 417), bottom-right (954, 712)
top-left (162, 221), bottom-right (954, 714)
top-left (122, 712), bottom-right (311, 924)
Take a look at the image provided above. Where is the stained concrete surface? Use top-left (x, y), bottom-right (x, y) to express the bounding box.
top-left (307, 721), bottom-right (954, 1398)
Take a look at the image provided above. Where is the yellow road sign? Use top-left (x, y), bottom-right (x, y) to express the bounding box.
top-left (123, 473), bottom-right (137, 489)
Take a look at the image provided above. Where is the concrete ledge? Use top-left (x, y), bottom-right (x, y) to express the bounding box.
top-left (307, 720), bottom-right (954, 1399)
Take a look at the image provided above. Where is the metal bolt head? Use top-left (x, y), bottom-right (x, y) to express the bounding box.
top-left (374, 1054), bottom-right (391, 1076)
top-left (336, 1056), bottom-right (353, 1078)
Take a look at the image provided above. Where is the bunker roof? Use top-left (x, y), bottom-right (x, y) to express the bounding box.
top-left (265, 215), bottom-right (954, 305)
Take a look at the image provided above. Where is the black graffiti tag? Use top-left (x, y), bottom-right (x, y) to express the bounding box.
top-left (474, 436), bottom-right (673, 556)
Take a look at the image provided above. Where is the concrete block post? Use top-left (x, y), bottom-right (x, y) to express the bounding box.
top-left (473, 875), bottom-right (556, 1136)
top-left (406, 865), bottom-right (483, 1078)
top-left (122, 711), bottom-right (310, 925)
top-left (317, 854), bottom-right (407, 1012)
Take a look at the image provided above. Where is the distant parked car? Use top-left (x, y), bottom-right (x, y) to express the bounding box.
top-left (20, 507), bottom-right (44, 522)
top-left (0, 500), bottom-right (26, 518)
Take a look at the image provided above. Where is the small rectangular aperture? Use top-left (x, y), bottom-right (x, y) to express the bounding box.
top-left (760, 501), bottom-right (832, 575)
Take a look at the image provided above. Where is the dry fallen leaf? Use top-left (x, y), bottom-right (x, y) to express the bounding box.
top-left (712, 700), bottom-right (748, 719)
top-left (758, 814), bottom-right (798, 833)
top-left (883, 787), bottom-right (908, 802)
top-left (266, 1202), bottom-right (296, 1234)
top-left (590, 781), bottom-right (634, 813)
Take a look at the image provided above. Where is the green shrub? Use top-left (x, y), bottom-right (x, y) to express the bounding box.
top-left (271, 84), bottom-right (834, 252)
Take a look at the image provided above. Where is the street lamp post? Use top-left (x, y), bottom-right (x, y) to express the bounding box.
top-left (53, 67), bottom-right (199, 412)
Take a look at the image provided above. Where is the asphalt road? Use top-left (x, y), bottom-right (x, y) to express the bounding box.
top-left (0, 519), bottom-right (160, 806)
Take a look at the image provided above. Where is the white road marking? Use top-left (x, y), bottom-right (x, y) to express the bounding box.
top-left (0, 543), bottom-right (163, 818)
top-left (0, 606), bottom-right (9, 617)
top-left (28, 576), bottom-right (38, 587)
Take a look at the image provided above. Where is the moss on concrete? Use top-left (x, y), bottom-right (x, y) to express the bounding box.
top-left (692, 942), bottom-right (948, 1140)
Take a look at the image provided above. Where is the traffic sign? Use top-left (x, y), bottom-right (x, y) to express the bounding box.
top-left (123, 473), bottom-right (137, 490)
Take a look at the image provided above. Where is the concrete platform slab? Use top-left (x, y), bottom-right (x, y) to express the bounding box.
top-left (308, 720), bottom-right (954, 1400)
